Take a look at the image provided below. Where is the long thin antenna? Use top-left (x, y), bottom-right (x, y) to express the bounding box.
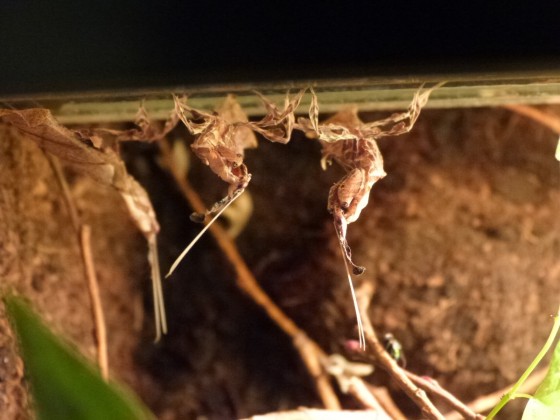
top-left (339, 240), bottom-right (366, 350)
top-left (165, 189), bottom-right (244, 278)
top-left (148, 237), bottom-right (167, 341)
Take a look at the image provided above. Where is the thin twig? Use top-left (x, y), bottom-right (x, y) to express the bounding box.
top-left (346, 377), bottom-right (391, 416)
top-left (324, 353), bottom-right (391, 415)
top-left (445, 368), bottom-right (547, 419)
top-left (404, 371), bottom-right (483, 420)
top-left (356, 282), bottom-right (445, 420)
top-left (46, 154), bottom-right (80, 231)
top-left (503, 104), bottom-right (560, 161)
top-left (243, 408), bottom-right (387, 420)
top-left (503, 104), bottom-right (560, 134)
top-left (158, 139), bottom-right (341, 410)
top-left (488, 306), bottom-right (560, 420)
top-left (47, 153), bottom-right (109, 380)
top-left (367, 385), bottom-right (408, 420)
top-left (486, 304), bottom-right (560, 419)
top-left (80, 225), bottom-right (109, 380)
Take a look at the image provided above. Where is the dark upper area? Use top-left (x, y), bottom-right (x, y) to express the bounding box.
top-left (1, 1), bottom-right (560, 96)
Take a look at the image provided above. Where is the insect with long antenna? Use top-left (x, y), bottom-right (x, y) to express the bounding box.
top-left (0, 104), bottom-right (179, 342)
top-left (297, 84), bottom-right (441, 349)
top-left (167, 90), bottom-right (304, 278)
top-left (97, 105), bottom-right (179, 341)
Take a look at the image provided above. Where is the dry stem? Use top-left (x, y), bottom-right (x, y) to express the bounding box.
top-left (344, 378), bottom-right (391, 416)
top-left (46, 154), bottom-right (80, 231)
top-left (243, 408), bottom-right (388, 420)
top-left (80, 225), bottom-right (109, 380)
top-left (504, 104), bottom-right (560, 161)
top-left (503, 104), bottom-right (560, 134)
top-left (367, 385), bottom-right (408, 420)
top-left (158, 139), bottom-right (341, 410)
top-left (48, 154), bottom-right (109, 380)
top-left (404, 371), bottom-right (483, 420)
top-left (356, 282), bottom-right (445, 420)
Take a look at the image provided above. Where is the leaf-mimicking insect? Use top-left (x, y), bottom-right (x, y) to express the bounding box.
top-left (298, 84), bottom-right (441, 348)
top-left (167, 91), bottom-right (304, 278)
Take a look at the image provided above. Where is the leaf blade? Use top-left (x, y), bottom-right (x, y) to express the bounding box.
top-left (5, 295), bottom-right (155, 420)
top-left (522, 339), bottom-right (560, 420)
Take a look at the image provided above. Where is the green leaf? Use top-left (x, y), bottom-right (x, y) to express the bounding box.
top-left (5, 295), bottom-right (155, 420)
top-left (522, 339), bottom-right (560, 420)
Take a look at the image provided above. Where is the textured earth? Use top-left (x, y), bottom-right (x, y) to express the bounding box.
top-left (1, 105), bottom-right (559, 419)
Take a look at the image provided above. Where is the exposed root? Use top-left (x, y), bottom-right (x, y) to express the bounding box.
top-left (80, 225), bottom-right (109, 380)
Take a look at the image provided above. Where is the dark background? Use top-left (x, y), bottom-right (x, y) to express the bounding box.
top-left (1, 1), bottom-right (560, 96)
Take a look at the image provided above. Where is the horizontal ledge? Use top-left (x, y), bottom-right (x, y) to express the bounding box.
top-left (2, 73), bottom-right (560, 125)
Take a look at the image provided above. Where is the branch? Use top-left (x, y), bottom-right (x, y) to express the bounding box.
top-left (344, 378), bottom-right (391, 416)
top-left (324, 353), bottom-right (391, 416)
top-left (503, 104), bottom-right (560, 134)
top-left (367, 385), bottom-right (408, 420)
top-left (80, 225), bottom-right (109, 380)
top-left (242, 408), bottom-right (387, 420)
top-left (503, 104), bottom-right (560, 161)
top-left (356, 282), bottom-right (446, 420)
top-left (404, 371), bottom-right (483, 420)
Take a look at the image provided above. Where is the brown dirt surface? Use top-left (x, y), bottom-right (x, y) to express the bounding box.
top-left (1, 104), bottom-right (559, 419)
top-left (235, 107), bottom-right (560, 417)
